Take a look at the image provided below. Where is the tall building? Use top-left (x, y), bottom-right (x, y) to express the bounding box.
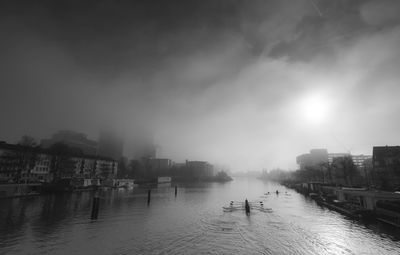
top-left (351, 154), bottom-right (372, 169)
top-left (97, 131), bottom-right (124, 160)
top-left (372, 146), bottom-right (400, 190)
top-left (41, 130), bottom-right (98, 155)
top-left (296, 149), bottom-right (328, 170)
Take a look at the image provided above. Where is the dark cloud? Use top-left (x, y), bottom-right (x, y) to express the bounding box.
top-left (1, 0), bottom-right (400, 170)
top-left (361, 0), bottom-right (400, 26)
top-left (268, 0), bottom-right (378, 61)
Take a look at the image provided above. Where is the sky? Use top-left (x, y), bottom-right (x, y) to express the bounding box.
top-left (1, 0), bottom-right (400, 171)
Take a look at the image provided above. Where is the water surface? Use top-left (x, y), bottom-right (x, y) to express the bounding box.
top-left (1, 178), bottom-right (400, 254)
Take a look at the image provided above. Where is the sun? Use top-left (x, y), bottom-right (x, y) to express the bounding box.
top-left (300, 93), bottom-right (331, 125)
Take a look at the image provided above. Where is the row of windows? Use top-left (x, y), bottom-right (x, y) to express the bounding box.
top-left (0, 173), bottom-right (15, 177)
top-left (37, 161), bottom-right (50, 166)
top-left (22, 173), bottom-right (47, 177)
top-left (34, 167), bottom-right (49, 172)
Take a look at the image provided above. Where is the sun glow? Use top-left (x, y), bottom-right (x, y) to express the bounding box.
top-left (300, 93), bottom-right (332, 125)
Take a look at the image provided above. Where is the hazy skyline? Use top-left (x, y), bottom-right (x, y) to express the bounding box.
top-left (1, 0), bottom-right (400, 171)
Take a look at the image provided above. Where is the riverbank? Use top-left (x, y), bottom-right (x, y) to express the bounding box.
top-left (281, 181), bottom-right (400, 227)
top-left (0, 175), bottom-right (233, 199)
top-left (0, 183), bottom-right (42, 198)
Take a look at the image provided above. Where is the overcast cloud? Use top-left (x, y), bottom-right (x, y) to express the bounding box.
top-left (1, 0), bottom-right (400, 171)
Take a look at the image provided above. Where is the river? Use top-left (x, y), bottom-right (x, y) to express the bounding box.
top-left (1, 177), bottom-right (400, 254)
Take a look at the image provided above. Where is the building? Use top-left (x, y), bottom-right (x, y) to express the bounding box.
top-left (147, 158), bottom-right (172, 171)
top-left (97, 131), bottom-right (124, 160)
top-left (296, 149), bottom-right (328, 170)
top-left (296, 154), bottom-right (312, 170)
top-left (372, 146), bottom-right (400, 191)
top-left (0, 141), bottom-right (118, 183)
top-left (0, 142), bottom-right (20, 182)
top-left (0, 142), bottom-right (45, 183)
top-left (41, 130), bottom-right (98, 155)
top-left (95, 158), bottom-right (118, 179)
top-left (352, 154), bottom-right (372, 184)
top-left (186, 160), bottom-right (214, 178)
top-left (25, 153), bottom-right (52, 183)
top-left (351, 154), bottom-right (372, 169)
top-left (328, 153), bottom-right (351, 165)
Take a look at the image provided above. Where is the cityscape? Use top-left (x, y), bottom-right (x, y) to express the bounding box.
top-left (2, 0), bottom-right (400, 254)
top-left (0, 130), bottom-right (231, 196)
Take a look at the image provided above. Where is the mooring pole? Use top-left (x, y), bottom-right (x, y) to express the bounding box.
top-left (147, 189), bottom-right (151, 205)
top-left (174, 185), bottom-right (177, 197)
top-left (245, 199), bottom-right (250, 215)
top-left (91, 196), bottom-right (100, 219)
top-left (91, 185), bottom-right (100, 220)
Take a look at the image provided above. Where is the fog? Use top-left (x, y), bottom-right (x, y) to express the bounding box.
top-left (1, 0), bottom-right (400, 171)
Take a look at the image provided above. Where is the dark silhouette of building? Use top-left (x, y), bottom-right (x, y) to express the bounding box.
top-left (372, 146), bottom-right (400, 191)
top-left (186, 160), bottom-right (214, 178)
top-left (41, 130), bottom-right (98, 155)
top-left (296, 149), bottom-right (328, 170)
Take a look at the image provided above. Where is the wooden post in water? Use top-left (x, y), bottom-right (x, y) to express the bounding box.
top-left (147, 189), bottom-right (151, 205)
top-left (174, 185), bottom-right (177, 197)
top-left (91, 196), bottom-right (100, 219)
top-left (245, 199), bottom-right (250, 215)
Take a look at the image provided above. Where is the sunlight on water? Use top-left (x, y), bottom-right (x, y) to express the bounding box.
top-left (1, 178), bottom-right (400, 254)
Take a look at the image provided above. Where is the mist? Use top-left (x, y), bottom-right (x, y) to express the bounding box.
top-left (1, 0), bottom-right (400, 171)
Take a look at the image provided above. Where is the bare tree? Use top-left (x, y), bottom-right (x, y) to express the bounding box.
top-left (331, 156), bottom-right (357, 186)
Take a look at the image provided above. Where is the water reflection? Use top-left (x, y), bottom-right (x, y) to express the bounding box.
top-left (1, 178), bottom-right (400, 254)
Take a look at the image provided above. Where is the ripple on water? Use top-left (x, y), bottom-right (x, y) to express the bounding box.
top-left (2, 179), bottom-right (400, 254)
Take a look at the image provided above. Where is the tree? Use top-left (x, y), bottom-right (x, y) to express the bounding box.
top-left (331, 156), bottom-right (357, 186)
top-left (215, 171), bottom-right (232, 181)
